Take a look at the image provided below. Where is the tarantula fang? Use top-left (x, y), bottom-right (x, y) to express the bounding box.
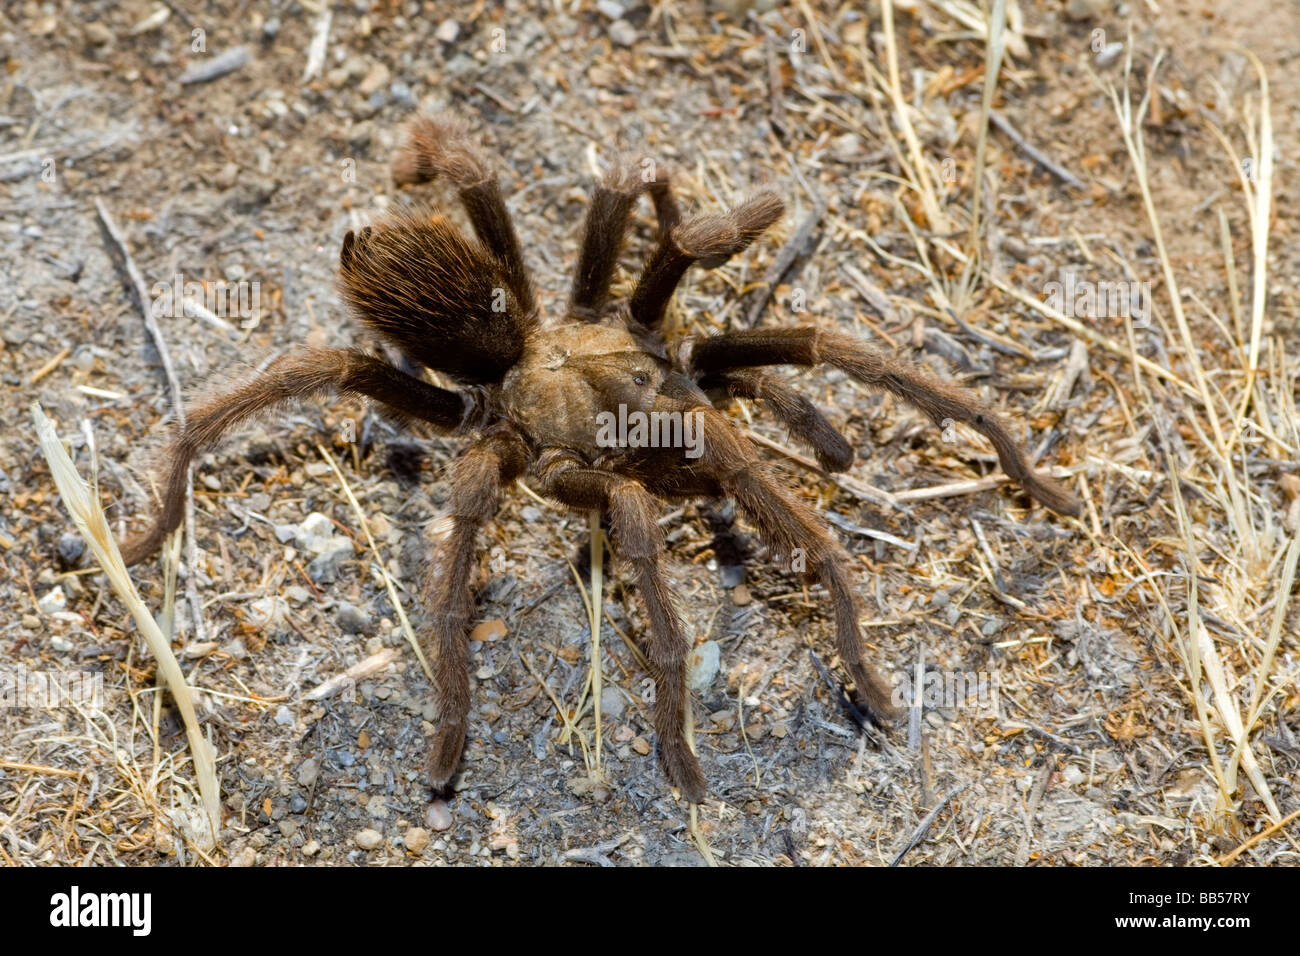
top-left (119, 112), bottom-right (1079, 803)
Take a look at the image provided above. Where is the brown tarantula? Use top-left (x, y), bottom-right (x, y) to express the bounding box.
top-left (120, 113), bottom-right (1079, 802)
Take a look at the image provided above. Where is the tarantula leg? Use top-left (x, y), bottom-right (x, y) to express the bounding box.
top-left (569, 156), bottom-right (667, 320)
top-left (391, 112), bottom-right (535, 315)
top-left (686, 326), bottom-right (1081, 516)
top-left (119, 348), bottom-right (473, 566)
top-left (536, 452), bottom-right (708, 803)
top-left (648, 390), bottom-right (899, 722)
top-left (701, 368), bottom-right (854, 472)
top-left (424, 424), bottom-right (531, 792)
top-left (629, 190), bottom-right (785, 329)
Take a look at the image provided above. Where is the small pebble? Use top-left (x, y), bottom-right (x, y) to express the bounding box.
top-left (273, 705), bottom-right (293, 726)
top-left (600, 686), bottom-right (626, 721)
top-left (37, 586), bottom-right (67, 615)
top-left (301, 839), bottom-right (320, 857)
top-left (354, 828), bottom-right (383, 850)
top-left (597, 0), bottom-right (625, 18)
top-left (336, 602), bottom-right (371, 634)
top-left (631, 736), bottom-right (652, 755)
top-left (730, 584), bottom-right (752, 606)
top-left (180, 45), bottom-right (251, 85)
top-left (297, 756), bottom-right (321, 787)
top-left (358, 62), bottom-right (390, 97)
top-left (404, 827), bottom-right (430, 853)
top-left (609, 20), bottom-right (638, 46)
top-left (290, 794), bottom-right (308, 813)
top-left (435, 19), bottom-right (460, 43)
top-left (470, 618), bottom-right (507, 642)
top-left (720, 565), bottom-right (745, 588)
top-left (425, 799), bottom-right (453, 831)
top-left (57, 533), bottom-right (84, 567)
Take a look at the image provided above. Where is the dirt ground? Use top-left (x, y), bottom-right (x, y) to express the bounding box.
top-left (2, 0), bottom-right (1297, 866)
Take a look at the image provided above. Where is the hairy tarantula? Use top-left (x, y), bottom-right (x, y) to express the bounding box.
top-left (120, 113), bottom-right (1079, 802)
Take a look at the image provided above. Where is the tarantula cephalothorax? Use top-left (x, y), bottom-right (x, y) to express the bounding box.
top-left (120, 113), bottom-right (1080, 802)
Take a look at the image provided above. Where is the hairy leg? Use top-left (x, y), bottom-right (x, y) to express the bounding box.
top-left (643, 385), bottom-right (899, 721)
top-left (686, 326), bottom-right (1080, 515)
top-left (391, 112), bottom-right (535, 316)
top-left (702, 368), bottom-right (853, 472)
top-left (569, 156), bottom-right (673, 320)
top-left (536, 451), bottom-right (708, 802)
top-left (424, 424), bottom-right (531, 790)
top-left (120, 348), bottom-right (472, 566)
top-left (628, 191), bottom-right (784, 329)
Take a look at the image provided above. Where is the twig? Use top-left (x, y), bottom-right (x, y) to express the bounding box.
top-left (304, 647), bottom-right (399, 701)
top-left (988, 110), bottom-right (1086, 190)
top-left (743, 200), bottom-right (825, 327)
top-left (94, 198), bottom-right (207, 647)
top-left (890, 785), bottom-right (965, 866)
top-left (563, 832), bottom-right (631, 867)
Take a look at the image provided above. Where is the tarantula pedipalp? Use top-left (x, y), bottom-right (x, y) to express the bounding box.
top-left (119, 112), bottom-right (1080, 802)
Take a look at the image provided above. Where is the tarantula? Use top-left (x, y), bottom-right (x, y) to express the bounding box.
top-left (119, 113), bottom-right (1079, 802)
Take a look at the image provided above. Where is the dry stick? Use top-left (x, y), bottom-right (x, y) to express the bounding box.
top-left (93, 198), bottom-right (207, 648)
top-left (1216, 807), bottom-right (1300, 866)
top-left (315, 444), bottom-right (433, 681)
top-left (879, 0), bottom-right (945, 232)
top-left (987, 110), bottom-right (1086, 191)
top-left (743, 201), bottom-right (824, 328)
top-left (890, 784), bottom-right (965, 867)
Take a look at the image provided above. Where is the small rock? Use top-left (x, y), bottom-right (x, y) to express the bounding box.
top-left (720, 565), bottom-right (745, 588)
top-left (390, 80), bottom-right (415, 108)
top-left (404, 826), bottom-right (430, 853)
top-left (302, 839), bottom-right (320, 857)
top-left (306, 550), bottom-right (347, 584)
top-left (37, 586), bottom-right (67, 615)
top-left (358, 61), bottom-right (390, 97)
top-left (470, 618), bottom-right (507, 642)
top-left (521, 506), bottom-right (542, 523)
top-left (57, 533), bottom-right (84, 567)
top-left (354, 828), bottom-right (383, 850)
top-left (231, 846), bottom-right (257, 867)
top-left (731, 584), bottom-right (752, 606)
top-left (297, 756), bottom-right (321, 787)
top-left (435, 19), bottom-right (460, 43)
top-left (600, 686), bottom-right (626, 721)
top-left (85, 22), bottom-right (115, 46)
top-left (425, 799), bottom-right (453, 831)
top-left (261, 16), bottom-right (281, 41)
top-left (1066, 0), bottom-right (1106, 20)
top-left (336, 602), bottom-right (371, 634)
top-left (50, 635), bottom-right (74, 653)
top-left (273, 705), bottom-right (293, 726)
top-left (284, 585), bottom-right (312, 604)
top-left (596, 0), bottom-right (625, 18)
top-left (631, 736), bottom-right (652, 756)
top-left (290, 794), bottom-right (308, 813)
top-left (609, 20), bottom-right (638, 47)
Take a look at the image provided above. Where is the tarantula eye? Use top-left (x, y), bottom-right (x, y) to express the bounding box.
top-left (633, 373), bottom-right (648, 386)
